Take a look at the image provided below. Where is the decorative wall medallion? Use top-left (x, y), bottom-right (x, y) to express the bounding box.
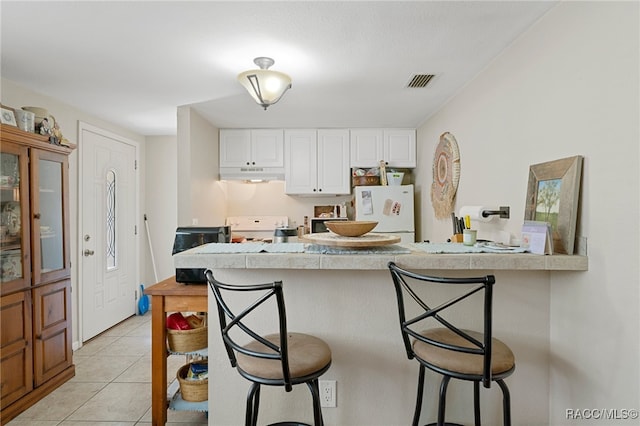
top-left (430, 132), bottom-right (460, 219)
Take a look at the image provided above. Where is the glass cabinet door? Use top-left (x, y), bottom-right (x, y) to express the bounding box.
top-left (31, 149), bottom-right (70, 285)
top-left (0, 142), bottom-right (31, 294)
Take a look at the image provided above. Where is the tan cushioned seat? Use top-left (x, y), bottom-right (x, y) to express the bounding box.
top-left (413, 328), bottom-right (514, 376)
top-left (237, 332), bottom-right (332, 380)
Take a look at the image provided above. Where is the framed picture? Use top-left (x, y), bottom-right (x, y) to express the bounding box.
top-left (1, 107), bottom-right (17, 126)
top-left (524, 155), bottom-right (583, 254)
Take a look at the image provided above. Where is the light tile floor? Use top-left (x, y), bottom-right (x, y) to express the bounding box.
top-left (8, 313), bottom-right (208, 425)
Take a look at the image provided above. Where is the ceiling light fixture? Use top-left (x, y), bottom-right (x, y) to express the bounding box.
top-left (237, 57), bottom-right (292, 110)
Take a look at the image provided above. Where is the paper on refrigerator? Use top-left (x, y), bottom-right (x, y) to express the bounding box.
top-left (360, 190), bottom-right (374, 215)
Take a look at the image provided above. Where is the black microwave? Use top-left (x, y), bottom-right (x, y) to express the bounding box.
top-left (309, 217), bottom-right (349, 233)
top-left (172, 226), bottom-right (231, 283)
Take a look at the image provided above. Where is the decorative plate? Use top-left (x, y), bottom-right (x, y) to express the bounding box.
top-left (300, 232), bottom-right (401, 248)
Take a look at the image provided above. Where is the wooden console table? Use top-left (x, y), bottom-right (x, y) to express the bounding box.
top-left (144, 276), bottom-right (208, 426)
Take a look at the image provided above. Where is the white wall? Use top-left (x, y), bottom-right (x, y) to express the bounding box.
top-left (144, 135), bottom-right (177, 283)
top-left (176, 106), bottom-right (226, 227)
top-left (1, 78), bottom-right (146, 348)
top-left (415, 2), bottom-right (639, 424)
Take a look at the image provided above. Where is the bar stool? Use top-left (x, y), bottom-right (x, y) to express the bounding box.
top-left (206, 270), bottom-right (332, 426)
top-left (388, 262), bottom-right (515, 426)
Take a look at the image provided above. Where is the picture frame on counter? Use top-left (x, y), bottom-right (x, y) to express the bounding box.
top-left (1, 107), bottom-right (17, 126)
top-left (524, 155), bottom-right (583, 255)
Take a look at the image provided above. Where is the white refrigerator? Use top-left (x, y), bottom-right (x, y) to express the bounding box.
top-left (354, 184), bottom-right (415, 243)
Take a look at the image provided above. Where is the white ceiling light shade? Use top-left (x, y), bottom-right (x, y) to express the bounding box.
top-left (237, 57), bottom-right (292, 110)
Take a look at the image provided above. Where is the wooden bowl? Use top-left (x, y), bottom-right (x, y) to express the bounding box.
top-left (324, 221), bottom-right (378, 237)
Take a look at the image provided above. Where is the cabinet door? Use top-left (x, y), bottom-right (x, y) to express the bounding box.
top-left (30, 150), bottom-right (70, 285)
top-left (284, 130), bottom-right (317, 194)
top-left (317, 130), bottom-right (351, 195)
top-left (0, 142), bottom-right (31, 295)
top-left (251, 129), bottom-right (284, 167)
top-left (219, 129), bottom-right (252, 167)
top-left (220, 129), bottom-right (284, 168)
top-left (32, 279), bottom-right (72, 386)
top-left (350, 129), bottom-right (384, 168)
top-left (383, 129), bottom-right (416, 167)
top-left (0, 290), bottom-right (33, 408)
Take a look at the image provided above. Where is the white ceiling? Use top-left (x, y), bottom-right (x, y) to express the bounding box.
top-left (1, 1), bottom-right (557, 136)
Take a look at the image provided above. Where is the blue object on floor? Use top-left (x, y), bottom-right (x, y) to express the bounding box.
top-left (138, 284), bottom-right (149, 315)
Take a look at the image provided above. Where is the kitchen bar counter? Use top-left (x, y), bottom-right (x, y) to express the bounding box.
top-left (174, 244), bottom-right (588, 271)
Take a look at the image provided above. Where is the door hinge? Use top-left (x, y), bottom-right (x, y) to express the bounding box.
top-left (134, 225), bottom-right (138, 235)
top-left (134, 160), bottom-right (138, 170)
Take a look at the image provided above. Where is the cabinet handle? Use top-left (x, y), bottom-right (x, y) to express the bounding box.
top-left (84, 249), bottom-right (95, 257)
top-left (246, 162), bottom-right (250, 165)
top-left (313, 189), bottom-right (316, 192)
top-left (251, 161), bottom-right (255, 165)
top-left (318, 188), bottom-right (322, 192)
top-left (34, 213), bottom-right (41, 219)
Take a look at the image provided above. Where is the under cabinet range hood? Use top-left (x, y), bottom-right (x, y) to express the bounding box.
top-left (219, 166), bottom-right (285, 182)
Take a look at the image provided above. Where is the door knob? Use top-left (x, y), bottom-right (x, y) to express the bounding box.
top-left (83, 249), bottom-right (95, 256)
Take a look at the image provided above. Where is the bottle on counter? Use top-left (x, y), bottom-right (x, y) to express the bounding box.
top-left (340, 202), bottom-right (347, 218)
top-left (303, 216), bottom-right (309, 234)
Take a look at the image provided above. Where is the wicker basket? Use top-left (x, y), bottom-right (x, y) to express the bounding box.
top-left (177, 360), bottom-right (208, 402)
top-left (352, 175), bottom-right (380, 186)
top-left (167, 326), bottom-right (208, 353)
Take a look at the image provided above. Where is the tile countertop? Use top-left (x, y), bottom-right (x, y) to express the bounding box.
top-left (173, 243), bottom-right (588, 271)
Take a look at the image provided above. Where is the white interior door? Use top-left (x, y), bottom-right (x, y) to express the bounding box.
top-left (80, 123), bottom-right (138, 341)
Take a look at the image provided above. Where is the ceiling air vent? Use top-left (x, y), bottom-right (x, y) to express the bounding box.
top-left (406, 74), bottom-right (435, 88)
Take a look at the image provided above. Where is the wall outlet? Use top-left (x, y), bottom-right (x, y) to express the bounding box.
top-left (319, 379), bottom-right (336, 408)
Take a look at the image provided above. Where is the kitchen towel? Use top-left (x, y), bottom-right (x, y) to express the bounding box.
top-left (188, 243), bottom-right (266, 253)
top-left (262, 243), bottom-right (305, 253)
top-left (409, 242), bottom-right (527, 254)
top-left (170, 391), bottom-right (208, 412)
top-left (183, 242), bottom-right (306, 254)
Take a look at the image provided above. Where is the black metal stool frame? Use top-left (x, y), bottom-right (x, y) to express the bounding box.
top-left (206, 270), bottom-right (330, 426)
top-left (388, 262), bottom-right (515, 426)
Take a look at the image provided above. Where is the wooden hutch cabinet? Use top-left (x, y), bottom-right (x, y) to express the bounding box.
top-left (1, 124), bottom-right (75, 423)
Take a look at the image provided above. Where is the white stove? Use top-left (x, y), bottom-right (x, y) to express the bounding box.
top-left (226, 215), bottom-right (289, 242)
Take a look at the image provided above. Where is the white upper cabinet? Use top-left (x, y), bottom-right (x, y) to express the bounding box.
top-left (317, 129), bottom-right (351, 194)
top-left (349, 129), bottom-right (383, 167)
top-left (350, 128), bottom-right (416, 168)
top-left (383, 129), bottom-right (416, 167)
top-left (220, 129), bottom-right (284, 168)
top-left (284, 130), bottom-right (317, 194)
top-left (285, 129), bottom-right (350, 195)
